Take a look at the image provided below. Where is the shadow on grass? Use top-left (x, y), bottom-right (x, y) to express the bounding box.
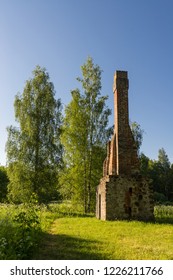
top-left (34, 232), bottom-right (106, 260)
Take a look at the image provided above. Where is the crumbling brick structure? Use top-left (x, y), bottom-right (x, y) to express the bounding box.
top-left (96, 71), bottom-right (154, 221)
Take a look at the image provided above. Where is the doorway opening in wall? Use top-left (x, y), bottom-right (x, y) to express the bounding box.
top-left (128, 187), bottom-right (132, 218)
top-left (129, 187), bottom-right (132, 195)
top-left (124, 187), bottom-right (132, 218)
top-left (99, 194), bottom-right (101, 219)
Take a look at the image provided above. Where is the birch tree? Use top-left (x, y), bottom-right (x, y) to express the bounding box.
top-left (6, 66), bottom-right (63, 203)
top-left (60, 57), bottom-right (112, 212)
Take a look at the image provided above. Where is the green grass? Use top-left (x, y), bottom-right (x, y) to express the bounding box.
top-left (35, 204), bottom-right (173, 260)
top-left (1, 203), bottom-right (173, 260)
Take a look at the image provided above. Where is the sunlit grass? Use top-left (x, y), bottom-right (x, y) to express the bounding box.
top-left (1, 203), bottom-right (173, 260)
top-left (36, 205), bottom-right (173, 260)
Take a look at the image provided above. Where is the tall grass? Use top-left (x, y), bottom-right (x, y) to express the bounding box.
top-left (154, 205), bottom-right (173, 224)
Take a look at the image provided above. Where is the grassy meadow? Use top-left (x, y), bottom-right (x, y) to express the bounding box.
top-left (0, 202), bottom-right (173, 260)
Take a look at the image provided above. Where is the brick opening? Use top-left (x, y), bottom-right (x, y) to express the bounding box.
top-left (98, 194), bottom-right (101, 219)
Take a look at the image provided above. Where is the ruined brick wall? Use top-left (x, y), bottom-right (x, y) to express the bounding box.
top-left (96, 175), bottom-right (154, 221)
top-left (97, 70), bottom-right (154, 221)
top-left (113, 72), bottom-right (139, 175)
top-left (104, 71), bottom-right (139, 177)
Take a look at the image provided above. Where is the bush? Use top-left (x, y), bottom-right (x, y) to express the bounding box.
top-left (0, 203), bottom-right (41, 259)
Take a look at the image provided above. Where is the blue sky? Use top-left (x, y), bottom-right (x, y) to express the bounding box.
top-left (1, 0), bottom-right (173, 165)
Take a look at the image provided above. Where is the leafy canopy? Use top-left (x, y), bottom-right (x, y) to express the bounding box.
top-left (60, 57), bottom-right (112, 212)
top-left (6, 66), bottom-right (63, 203)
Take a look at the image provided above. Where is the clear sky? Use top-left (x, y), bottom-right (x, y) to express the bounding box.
top-left (1, 0), bottom-right (173, 165)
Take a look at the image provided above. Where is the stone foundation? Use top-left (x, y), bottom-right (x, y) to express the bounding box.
top-left (96, 175), bottom-right (154, 221)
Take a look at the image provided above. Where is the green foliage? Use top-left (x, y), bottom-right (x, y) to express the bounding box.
top-left (130, 121), bottom-right (144, 155)
top-left (154, 192), bottom-right (168, 204)
top-left (150, 149), bottom-right (173, 201)
top-left (0, 203), bottom-right (41, 259)
top-left (0, 201), bottom-right (87, 260)
top-left (0, 166), bottom-right (9, 202)
top-left (140, 148), bottom-right (173, 203)
top-left (158, 148), bottom-right (170, 170)
top-left (60, 57), bottom-right (112, 213)
top-left (13, 206), bottom-right (41, 259)
top-left (6, 66), bottom-right (63, 203)
top-left (140, 153), bottom-right (150, 176)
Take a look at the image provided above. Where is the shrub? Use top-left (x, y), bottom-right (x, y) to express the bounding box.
top-left (0, 203), bottom-right (41, 259)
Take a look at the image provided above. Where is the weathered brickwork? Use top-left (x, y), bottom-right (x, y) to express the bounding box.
top-left (96, 71), bottom-right (154, 221)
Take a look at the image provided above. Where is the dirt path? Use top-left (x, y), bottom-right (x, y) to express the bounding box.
top-left (33, 218), bottom-right (103, 260)
top-left (34, 220), bottom-right (61, 259)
